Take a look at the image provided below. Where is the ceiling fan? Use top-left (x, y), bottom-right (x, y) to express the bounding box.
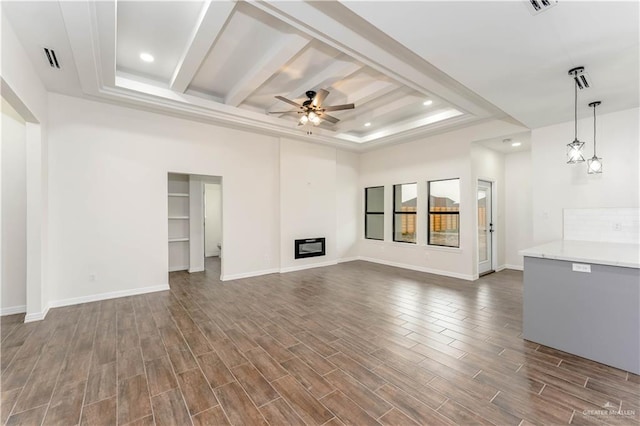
top-left (269, 89), bottom-right (355, 127)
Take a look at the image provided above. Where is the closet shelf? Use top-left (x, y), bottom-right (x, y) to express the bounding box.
top-left (169, 238), bottom-right (189, 243)
top-left (168, 216), bottom-right (189, 220)
top-left (168, 193), bottom-right (189, 197)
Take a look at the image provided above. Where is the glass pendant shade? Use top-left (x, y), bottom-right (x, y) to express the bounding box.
top-left (299, 114), bottom-right (309, 125)
top-left (567, 140), bottom-right (585, 163)
top-left (587, 156), bottom-right (602, 174)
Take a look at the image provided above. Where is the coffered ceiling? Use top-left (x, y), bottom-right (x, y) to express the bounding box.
top-left (2, 1), bottom-right (638, 150)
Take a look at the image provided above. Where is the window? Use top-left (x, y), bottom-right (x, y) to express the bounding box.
top-left (393, 183), bottom-right (417, 243)
top-left (428, 178), bottom-right (460, 247)
top-left (365, 186), bottom-right (384, 240)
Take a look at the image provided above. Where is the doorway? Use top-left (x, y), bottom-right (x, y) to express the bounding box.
top-left (478, 180), bottom-right (494, 276)
top-left (167, 173), bottom-right (222, 278)
top-left (204, 182), bottom-right (222, 274)
top-left (1, 97), bottom-right (27, 316)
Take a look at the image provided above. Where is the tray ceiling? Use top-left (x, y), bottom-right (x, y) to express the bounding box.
top-left (3, 1), bottom-right (636, 150)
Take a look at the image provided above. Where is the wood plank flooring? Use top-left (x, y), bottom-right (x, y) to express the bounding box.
top-left (1, 258), bottom-right (638, 425)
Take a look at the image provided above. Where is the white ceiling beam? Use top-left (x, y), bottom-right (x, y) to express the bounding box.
top-left (267, 60), bottom-right (362, 112)
top-left (334, 93), bottom-right (419, 131)
top-left (225, 33), bottom-right (310, 107)
top-left (59, 1), bottom-right (101, 96)
top-left (170, 0), bottom-right (235, 93)
top-left (92, 1), bottom-right (116, 87)
top-left (341, 80), bottom-right (397, 108)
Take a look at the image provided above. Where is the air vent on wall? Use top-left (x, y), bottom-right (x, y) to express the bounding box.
top-left (525, 0), bottom-right (558, 15)
top-left (43, 47), bottom-right (60, 69)
top-left (568, 66), bottom-right (592, 90)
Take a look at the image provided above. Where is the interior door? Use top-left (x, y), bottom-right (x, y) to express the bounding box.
top-left (478, 180), bottom-right (493, 275)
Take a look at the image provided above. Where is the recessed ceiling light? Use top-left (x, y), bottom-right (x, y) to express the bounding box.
top-left (140, 52), bottom-right (154, 63)
top-left (423, 100), bottom-right (433, 106)
top-left (512, 142), bottom-right (522, 147)
top-left (364, 122), bottom-right (371, 127)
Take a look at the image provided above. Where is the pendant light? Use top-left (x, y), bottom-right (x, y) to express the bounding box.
top-left (587, 101), bottom-right (603, 174)
top-left (567, 67), bottom-right (586, 164)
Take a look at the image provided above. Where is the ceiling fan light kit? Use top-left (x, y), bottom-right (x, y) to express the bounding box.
top-left (270, 89), bottom-right (355, 135)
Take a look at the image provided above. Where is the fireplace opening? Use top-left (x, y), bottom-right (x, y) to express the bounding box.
top-left (294, 238), bottom-right (326, 259)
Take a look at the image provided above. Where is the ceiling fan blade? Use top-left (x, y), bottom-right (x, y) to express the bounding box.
top-left (320, 113), bottom-right (340, 124)
top-left (275, 96), bottom-right (302, 108)
top-left (267, 111), bottom-right (300, 114)
top-left (312, 89), bottom-right (329, 107)
top-left (322, 103), bottom-right (355, 112)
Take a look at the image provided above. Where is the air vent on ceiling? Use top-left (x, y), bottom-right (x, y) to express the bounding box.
top-left (568, 66), bottom-right (592, 90)
top-left (525, 0), bottom-right (558, 15)
top-left (43, 47), bottom-right (60, 69)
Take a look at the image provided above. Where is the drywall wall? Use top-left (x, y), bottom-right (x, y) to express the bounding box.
top-left (279, 138), bottom-right (337, 271)
top-left (2, 14), bottom-right (50, 321)
top-left (336, 150), bottom-right (359, 260)
top-left (531, 107), bottom-right (639, 244)
top-left (504, 150), bottom-right (533, 269)
top-left (358, 119), bottom-right (526, 280)
top-left (471, 144), bottom-right (506, 274)
top-left (189, 175), bottom-right (205, 273)
top-left (205, 184), bottom-right (222, 257)
top-left (47, 93), bottom-right (281, 302)
top-left (1, 99), bottom-right (27, 314)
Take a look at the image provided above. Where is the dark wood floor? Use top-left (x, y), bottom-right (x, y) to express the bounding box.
top-left (1, 258), bottom-right (638, 425)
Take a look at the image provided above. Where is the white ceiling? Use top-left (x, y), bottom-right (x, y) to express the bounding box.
top-left (2, 1), bottom-right (638, 151)
top-left (342, 0), bottom-right (640, 129)
top-left (476, 132), bottom-right (532, 154)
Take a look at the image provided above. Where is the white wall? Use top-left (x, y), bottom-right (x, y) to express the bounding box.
top-left (504, 150), bottom-right (533, 269)
top-left (279, 138), bottom-right (337, 271)
top-left (47, 93), bottom-right (281, 301)
top-left (358, 119), bottom-right (526, 280)
top-left (1, 99), bottom-right (27, 314)
top-left (336, 150), bottom-right (359, 260)
top-left (471, 144), bottom-right (506, 274)
top-left (189, 175), bottom-right (205, 273)
top-left (1, 14), bottom-right (50, 320)
top-left (532, 108), bottom-right (639, 244)
top-left (205, 184), bottom-right (222, 257)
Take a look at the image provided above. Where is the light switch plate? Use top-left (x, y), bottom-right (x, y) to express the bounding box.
top-left (572, 263), bottom-right (591, 273)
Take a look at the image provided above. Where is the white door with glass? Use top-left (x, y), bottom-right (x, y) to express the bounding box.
top-left (478, 180), bottom-right (493, 275)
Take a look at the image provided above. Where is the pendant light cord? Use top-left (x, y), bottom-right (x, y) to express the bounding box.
top-left (574, 73), bottom-right (578, 140)
top-left (592, 103), bottom-right (597, 155)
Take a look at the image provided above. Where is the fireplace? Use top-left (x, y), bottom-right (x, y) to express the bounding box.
top-left (294, 238), bottom-right (326, 259)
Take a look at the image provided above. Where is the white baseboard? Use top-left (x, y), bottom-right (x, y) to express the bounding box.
top-left (169, 265), bottom-right (189, 272)
top-left (48, 284), bottom-right (170, 309)
top-left (496, 264), bottom-right (507, 272)
top-left (0, 305), bottom-right (26, 316)
top-left (25, 305), bottom-right (50, 323)
top-left (280, 260), bottom-right (338, 274)
top-left (503, 264), bottom-right (524, 271)
top-left (337, 257), bottom-right (359, 263)
top-left (357, 256), bottom-right (475, 281)
top-left (188, 267), bottom-right (205, 273)
top-left (221, 268), bottom-right (280, 281)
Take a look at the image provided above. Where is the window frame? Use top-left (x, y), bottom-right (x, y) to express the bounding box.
top-left (427, 178), bottom-right (461, 248)
top-left (364, 186), bottom-right (385, 241)
top-left (392, 182), bottom-right (417, 244)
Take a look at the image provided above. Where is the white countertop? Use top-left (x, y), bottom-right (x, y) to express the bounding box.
top-left (520, 240), bottom-right (640, 269)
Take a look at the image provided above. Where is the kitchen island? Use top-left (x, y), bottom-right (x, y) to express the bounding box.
top-left (520, 240), bottom-right (640, 374)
